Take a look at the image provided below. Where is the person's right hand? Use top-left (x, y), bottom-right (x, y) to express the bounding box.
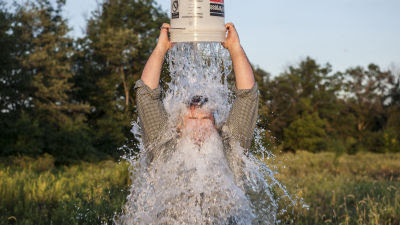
top-left (156, 23), bottom-right (173, 53)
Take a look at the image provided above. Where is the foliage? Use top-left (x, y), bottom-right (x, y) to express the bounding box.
top-left (0, 0), bottom-right (399, 161)
top-left (284, 111), bottom-right (328, 152)
top-left (72, 0), bottom-right (168, 157)
top-left (0, 0), bottom-right (168, 163)
top-left (254, 57), bottom-right (400, 154)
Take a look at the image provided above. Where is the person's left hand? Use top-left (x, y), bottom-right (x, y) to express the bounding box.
top-left (156, 23), bottom-right (173, 53)
top-left (222, 23), bottom-right (241, 52)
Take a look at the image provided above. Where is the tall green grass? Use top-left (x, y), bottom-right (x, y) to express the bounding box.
top-left (0, 154), bottom-right (130, 225)
top-left (1, 152), bottom-right (399, 224)
top-left (276, 151), bottom-right (400, 224)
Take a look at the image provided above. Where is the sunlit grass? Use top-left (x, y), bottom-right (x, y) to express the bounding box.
top-left (0, 154), bottom-right (130, 225)
top-left (276, 151), bottom-right (400, 224)
top-left (1, 152), bottom-right (399, 224)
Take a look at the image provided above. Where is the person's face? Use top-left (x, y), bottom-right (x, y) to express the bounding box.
top-left (182, 106), bottom-right (215, 144)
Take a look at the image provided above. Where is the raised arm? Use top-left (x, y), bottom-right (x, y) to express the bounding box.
top-left (222, 23), bottom-right (255, 89)
top-left (223, 23), bottom-right (259, 149)
top-left (135, 23), bottom-right (172, 148)
top-left (141, 23), bottom-right (172, 89)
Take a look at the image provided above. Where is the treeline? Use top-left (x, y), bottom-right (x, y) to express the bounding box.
top-left (254, 60), bottom-right (400, 154)
top-left (0, 0), bottom-right (399, 164)
top-left (0, 0), bottom-right (167, 164)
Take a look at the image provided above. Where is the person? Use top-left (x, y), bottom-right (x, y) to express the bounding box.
top-left (135, 22), bottom-right (258, 156)
top-left (132, 23), bottom-right (260, 224)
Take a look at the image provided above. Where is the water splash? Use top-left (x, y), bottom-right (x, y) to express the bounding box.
top-left (115, 43), bottom-right (294, 225)
top-left (163, 42), bottom-right (233, 127)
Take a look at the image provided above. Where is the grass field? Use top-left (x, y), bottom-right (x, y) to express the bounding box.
top-left (1, 152), bottom-right (399, 225)
top-left (276, 151), bottom-right (400, 224)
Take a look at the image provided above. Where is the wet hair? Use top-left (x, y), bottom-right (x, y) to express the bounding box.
top-left (183, 95), bottom-right (216, 125)
top-left (188, 95), bottom-right (209, 108)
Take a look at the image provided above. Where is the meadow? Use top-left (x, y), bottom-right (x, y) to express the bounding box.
top-left (276, 151), bottom-right (400, 224)
top-left (1, 152), bottom-right (399, 225)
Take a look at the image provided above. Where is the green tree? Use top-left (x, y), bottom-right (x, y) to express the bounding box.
top-left (284, 110), bottom-right (328, 153)
top-left (0, 1), bottom-right (44, 156)
top-left (73, 0), bottom-right (168, 156)
top-left (11, 0), bottom-right (95, 163)
top-left (0, 1), bottom-right (17, 112)
top-left (384, 67), bottom-right (400, 152)
top-left (0, 1), bottom-right (18, 155)
top-left (262, 57), bottom-right (342, 147)
top-left (343, 64), bottom-right (395, 152)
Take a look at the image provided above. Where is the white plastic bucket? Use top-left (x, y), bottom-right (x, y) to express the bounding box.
top-left (170, 0), bottom-right (226, 43)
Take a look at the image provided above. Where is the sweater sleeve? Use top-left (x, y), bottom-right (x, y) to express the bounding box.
top-left (225, 83), bottom-right (259, 149)
top-left (134, 79), bottom-right (168, 148)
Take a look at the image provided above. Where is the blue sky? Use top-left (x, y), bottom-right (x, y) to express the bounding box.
top-left (7, 0), bottom-right (400, 76)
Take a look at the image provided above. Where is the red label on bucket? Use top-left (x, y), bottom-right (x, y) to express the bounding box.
top-left (210, 0), bottom-right (224, 3)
